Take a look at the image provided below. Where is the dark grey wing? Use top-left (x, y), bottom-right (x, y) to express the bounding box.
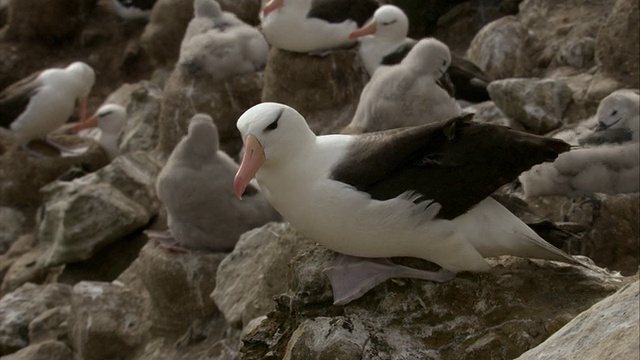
top-left (436, 72), bottom-right (456, 98)
top-left (308, 0), bottom-right (378, 26)
top-left (578, 128), bottom-right (633, 146)
top-left (447, 55), bottom-right (491, 102)
top-left (380, 42), bottom-right (413, 66)
top-left (0, 71), bottom-right (42, 128)
top-left (331, 114), bottom-right (571, 220)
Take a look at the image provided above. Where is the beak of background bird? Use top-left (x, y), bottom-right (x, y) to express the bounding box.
top-left (234, 134), bottom-right (266, 199)
top-left (71, 114), bottom-right (98, 133)
top-left (262, 0), bottom-right (283, 16)
top-left (348, 20), bottom-right (377, 40)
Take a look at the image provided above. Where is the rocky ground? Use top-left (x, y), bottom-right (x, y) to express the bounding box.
top-left (0, 0), bottom-right (638, 359)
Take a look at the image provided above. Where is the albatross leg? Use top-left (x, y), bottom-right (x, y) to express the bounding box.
top-left (144, 229), bottom-right (189, 253)
top-left (323, 254), bottom-right (456, 305)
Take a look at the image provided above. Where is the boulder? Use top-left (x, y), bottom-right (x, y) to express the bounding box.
top-left (0, 340), bottom-right (73, 360)
top-left (157, 69), bottom-right (262, 158)
top-left (133, 241), bottom-right (225, 337)
top-left (0, 235), bottom-right (35, 282)
top-left (0, 207), bottom-right (26, 255)
top-left (1, 0), bottom-right (97, 43)
top-left (212, 223), bottom-right (315, 329)
top-left (464, 101), bottom-right (524, 130)
top-left (0, 244), bottom-right (62, 296)
top-left (27, 306), bottom-right (69, 344)
top-left (0, 283), bottom-right (72, 355)
top-left (37, 152), bottom-right (161, 267)
top-left (517, 280), bottom-right (639, 359)
top-left (524, 193), bottom-right (640, 276)
top-left (241, 238), bottom-right (623, 359)
top-left (68, 281), bottom-right (148, 360)
top-left (595, 0), bottom-right (640, 88)
top-left (487, 78), bottom-right (573, 134)
top-left (262, 48), bottom-right (369, 135)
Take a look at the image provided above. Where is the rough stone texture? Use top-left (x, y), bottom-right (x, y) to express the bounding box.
top-left (68, 281), bottom-right (148, 360)
top-left (0, 244), bottom-right (62, 296)
top-left (212, 223), bottom-right (315, 329)
top-left (0, 208), bottom-right (25, 255)
top-left (0, 134), bottom-right (109, 207)
top-left (27, 306), bottom-right (69, 345)
top-left (487, 78), bottom-right (573, 134)
top-left (241, 235), bottom-right (623, 359)
top-left (524, 193), bottom-right (640, 276)
top-left (157, 69), bottom-right (262, 159)
top-left (518, 280), bottom-right (639, 360)
top-left (0, 340), bottom-right (73, 360)
top-left (37, 152), bottom-right (161, 267)
top-left (0, 0), bottom-right (96, 43)
top-left (464, 102), bottom-right (524, 130)
top-left (466, 16), bottom-right (533, 80)
top-left (0, 283), bottom-right (72, 355)
top-left (262, 48), bottom-right (369, 136)
top-left (134, 241), bottom-right (225, 337)
top-left (140, 0), bottom-right (194, 67)
top-left (0, 235), bottom-right (34, 282)
top-left (119, 81), bottom-right (163, 155)
top-left (595, 0), bottom-right (640, 88)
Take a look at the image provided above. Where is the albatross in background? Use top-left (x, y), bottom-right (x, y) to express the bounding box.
top-left (343, 38), bottom-right (461, 134)
top-left (71, 104), bottom-right (127, 160)
top-left (233, 102), bottom-right (597, 305)
top-left (349, 4), bottom-right (491, 103)
top-left (0, 61), bottom-right (95, 155)
top-left (259, 0), bottom-right (378, 53)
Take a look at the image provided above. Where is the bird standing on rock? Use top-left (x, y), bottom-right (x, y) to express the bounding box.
top-left (233, 102), bottom-right (596, 305)
top-left (0, 61), bottom-right (95, 156)
top-left (71, 104), bottom-right (127, 161)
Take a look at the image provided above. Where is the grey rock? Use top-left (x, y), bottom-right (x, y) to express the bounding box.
top-left (241, 237), bottom-right (623, 359)
top-left (464, 101), bottom-right (524, 130)
top-left (595, 0), bottom-right (640, 88)
top-left (37, 152), bottom-right (161, 267)
top-left (0, 244), bottom-right (62, 296)
top-left (466, 16), bottom-right (533, 80)
top-left (517, 280), bottom-right (639, 360)
top-left (212, 223), bottom-right (315, 329)
top-left (68, 281), bottom-right (148, 360)
top-left (157, 68), bottom-right (262, 158)
top-left (262, 47), bottom-right (369, 136)
top-left (524, 193), bottom-right (640, 276)
top-left (0, 283), bottom-right (72, 355)
top-left (0, 235), bottom-right (35, 282)
top-left (116, 81), bottom-right (164, 155)
top-left (0, 340), bottom-right (72, 360)
top-left (28, 306), bottom-right (69, 345)
top-left (0, 207), bottom-right (25, 255)
top-left (487, 78), bottom-right (573, 134)
top-left (134, 241), bottom-right (225, 337)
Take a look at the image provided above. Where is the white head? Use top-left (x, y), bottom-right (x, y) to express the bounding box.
top-left (595, 89), bottom-right (640, 139)
top-left (234, 102), bottom-right (315, 197)
top-left (71, 104), bottom-right (126, 134)
top-left (65, 61), bottom-right (95, 97)
top-left (194, 0), bottom-right (221, 18)
top-left (348, 5), bottom-right (409, 43)
top-left (402, 38), bottom-right (451, 77)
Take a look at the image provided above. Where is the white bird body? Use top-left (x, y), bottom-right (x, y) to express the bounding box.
top-left (235, 103), bottom-right (578, 276)
top-left (4, 62), bottom-right (95, 146)
top-left (259, 0), bottom-right (377, 53)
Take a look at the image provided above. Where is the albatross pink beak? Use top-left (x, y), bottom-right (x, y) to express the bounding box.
top-left (71, 114), bottom-right (97, 133)
top-left (348, 20), bottom-right (377, 40)
top-left (262, 0), bottom-right (283, 16)
top-left (234, 134), bottom-right (265, 199)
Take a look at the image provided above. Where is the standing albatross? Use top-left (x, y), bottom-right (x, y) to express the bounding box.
top-left (233, 103), bottom-right (595, 305)
top-left (0, 61), bottom-right (95, 155)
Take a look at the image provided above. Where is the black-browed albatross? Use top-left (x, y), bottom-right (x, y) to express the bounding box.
top-left (348, 4), bottom-right (491, 103)
top-left (0, 61), bottom-right (95, 155)
top-left (259, 0), bottom-right (378, 53)
top-left (234, 102), bottom-right (593, 305)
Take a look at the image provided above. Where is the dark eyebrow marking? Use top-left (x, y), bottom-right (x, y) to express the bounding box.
top-left (265, 108), bottom-right (285, 131)
top-left (381, 19), bottom-right (398, 26)
top-left (98, 110), bottom-right (113, 117)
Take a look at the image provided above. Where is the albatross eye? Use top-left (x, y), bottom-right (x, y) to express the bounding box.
top-left (381, 19), bottom-right (397, 26)
top-left (611, 110), bottom-right (618, 116)
top-left (264, 108), bottom-right (285, 132)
